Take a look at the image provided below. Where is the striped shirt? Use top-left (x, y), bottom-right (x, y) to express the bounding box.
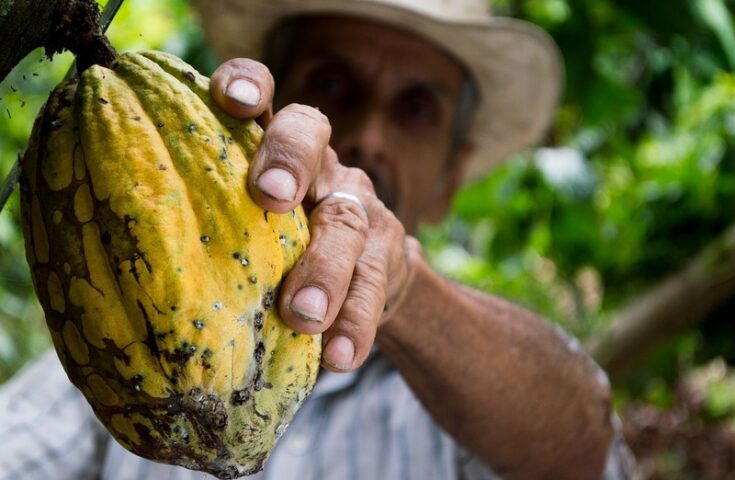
top-left (0, 350), bottom-right (633, 480)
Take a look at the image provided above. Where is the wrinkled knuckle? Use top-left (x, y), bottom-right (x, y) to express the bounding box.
top-left (283, 104), bottom-right (331, 133)
top-left (307, 248), bottom-right (352, 276)
top-left (355, 256), bottom-right (388, 291)
top-left (315, 200), bottom-right (369, 236)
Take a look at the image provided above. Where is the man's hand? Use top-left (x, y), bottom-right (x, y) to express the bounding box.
top-left (210, 59), bottom-right (415, 373)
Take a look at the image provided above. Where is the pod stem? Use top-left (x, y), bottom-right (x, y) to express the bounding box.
top-left (45, 0), bottom-right (117, 74)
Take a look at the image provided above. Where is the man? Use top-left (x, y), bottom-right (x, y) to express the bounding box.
top-left (0, 0), bottom-right (633, 479)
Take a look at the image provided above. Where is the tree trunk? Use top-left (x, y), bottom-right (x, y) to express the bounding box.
top-left (586, 223), bottom-right (735, 381)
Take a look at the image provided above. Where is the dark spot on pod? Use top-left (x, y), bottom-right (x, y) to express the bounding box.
top-left (22, 75), bottom-right (26, 81)
top-left (254, 375), bottom-right (264, 391)
top-left (132, 116), bottom-right (141, 121)
top-left (170, 305), bottom-right (177, 311)
top-left (286, 366), bottom-right (294, 373)
top-left (5, 109), bottom-right (9, 119)
top-left (237, 284), bottom-right (243, 291)
top-left (33, 73), bottom-right (39, 76)
top-left (202, 348), bottom-right (213, 359)
top-left (176, 267), bottom-right (183, 273)
top-left (200, 235), bottom-right (210, 243)
top-left (264, 382), bottom-right (273, 389)
top-left (291, 332), bottom-right (298, 338)
top-left (173, 425), bottom-right (190, 443)
top-left (155, 332), bottom-right (168, 341)
top-left (219, 466), bottom-right (241, 480)
top-left (192, 320), bottom-right (204, 329)
top-left (9, 86), bottom-right (16, 92)
top-left (227, 137), bottom-right (234, 144)
top-left (219, 148), bottom-right (227, 160)
top-left (100, 231), bottom-right (112, 244)
top-left (262, 290), bottom-right (275, 310)
top-left (187, 124), bottom-right (196, 133)
top-left (254, 311), bottom-right (264, 330)
top-left (185, 71), bottom-right (196, 82)
top-left (263, 211), bottom-right (269, 222)
top-left (231, 389), bottom-right (249, 406)
top-left (98, 97), bottom-right (109, 104)
top-left (249, 275), bottom-right (257, 284)
top-left (254, 342), bottom-right (265, 363)
top-left (164, 343), bottom-right (196, 367)
top-left (204, 165), bottom-right (214, 172)
top-left (131, 374), bottom-right (143, 392)
top-left (157, 122), bottom-right (165, 128)
top-left (279, 235), bottom-right (287, 245)
top-left (232, 252), bottom-right (240, 259)
top-left (20, 101), bottom-right (25, 108)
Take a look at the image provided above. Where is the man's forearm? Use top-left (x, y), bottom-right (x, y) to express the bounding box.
top-left (376, 255), bottom-right (614, 480)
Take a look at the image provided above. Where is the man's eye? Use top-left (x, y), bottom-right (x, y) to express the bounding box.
top-left (396, 89), bottom-right (439, 126)
top-left (306, 67), bottom-right (349, 99)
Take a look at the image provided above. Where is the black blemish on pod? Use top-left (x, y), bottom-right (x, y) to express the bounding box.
top-left (249, 275), bottom-right (257, 284)
top-left (192, 320), bottom-right (205, 329)
top-left (254, 342), bottom-right (265, 363)
top-left (100, 231), bottom-right (112, 244)
top-left (262, 290), bottom-right (275, 310)
top-left (232, 252), bottom-right (240, 259)
top-left (157, 122), bottom-right (165, 128)
top-left (219, 148), bottom-right (228, 160)
top-left (231, 389), bottom-right (249, 406)
top-left (185, 71), bottom-right (196, 82)
top-left (131, 374), bottom-right (144, 392)
top-left (98, 97), bottom-right (109, 104)
top-left (253, 311), bottom-right (264, 330)
top-left (200, 235), bottom-right (210, 243)
top-left (187, 124), bottom-right (196, 133)
top-left (170, 305), bottom-right (177, 311)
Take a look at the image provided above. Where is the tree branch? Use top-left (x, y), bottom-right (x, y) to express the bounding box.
top-left (0, 0), bottom-right (114, 83)
top-left (586, 223), bottom-right (735, 381)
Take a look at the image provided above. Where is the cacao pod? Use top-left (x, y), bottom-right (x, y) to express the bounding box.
top-left (20, 50), bottom-right (320, 478)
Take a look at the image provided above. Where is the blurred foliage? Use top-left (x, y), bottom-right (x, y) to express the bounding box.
top-left (426, 0), bottom-right (735, 384)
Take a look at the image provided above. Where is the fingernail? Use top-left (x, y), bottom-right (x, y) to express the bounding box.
top-left (290, 286), bottom-right (328, 322)
top-left (324, 336), bottom-right (355, 370)
top-left (226, 78), bottom-right (260, 106)
top-left (257, 168), bottom-right (298, 201)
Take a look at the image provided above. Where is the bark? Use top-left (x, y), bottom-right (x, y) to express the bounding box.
top-left (0, 0), bottom-right (113, 83)
top-left (586, 223), bottom-right (735, 381)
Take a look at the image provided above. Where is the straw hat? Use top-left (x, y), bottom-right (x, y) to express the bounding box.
top-left (194, 0), bottom-right (563, 183)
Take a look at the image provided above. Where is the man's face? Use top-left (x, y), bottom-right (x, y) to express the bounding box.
top-left (274, 16), bottom-right (470, 233)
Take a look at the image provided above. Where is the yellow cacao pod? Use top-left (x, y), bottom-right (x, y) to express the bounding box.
top-left (20, 50), bottom-right (320, 478)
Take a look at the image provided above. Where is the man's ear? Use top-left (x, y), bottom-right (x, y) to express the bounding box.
top-left (424, 141), bottom-right (475, 224)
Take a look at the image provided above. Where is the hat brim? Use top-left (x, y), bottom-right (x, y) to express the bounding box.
top-left (195, 0), bottom-right (563, 184)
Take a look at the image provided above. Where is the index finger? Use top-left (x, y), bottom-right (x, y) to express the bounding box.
top-left (210, 58), bottom-right (275, 119)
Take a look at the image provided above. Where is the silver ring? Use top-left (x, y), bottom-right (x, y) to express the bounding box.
top-left (317, 191), bottom-right (369, 218)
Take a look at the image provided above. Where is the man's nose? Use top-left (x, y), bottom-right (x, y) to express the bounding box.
top-left (333, 111), bottom-right (388, 165)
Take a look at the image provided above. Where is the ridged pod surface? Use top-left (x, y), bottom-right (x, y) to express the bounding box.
top-left (20, 51), bottom-right (320, 478)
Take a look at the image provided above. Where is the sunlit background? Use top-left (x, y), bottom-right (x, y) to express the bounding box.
top-left (1, 0), bottom-right (735, 477)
